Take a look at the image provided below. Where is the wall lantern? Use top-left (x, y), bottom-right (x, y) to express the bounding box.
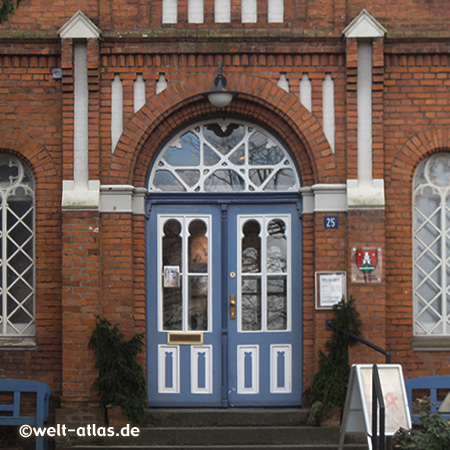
top-left (206, 60), bottom-right (234, 108)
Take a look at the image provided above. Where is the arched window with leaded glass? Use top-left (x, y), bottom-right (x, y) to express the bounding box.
top-left (148, 119), bottom-right (300, 193)
top-left (413, 153), bottom-right (450, 336)
top-left (0, 154), bottom-right (35, 337)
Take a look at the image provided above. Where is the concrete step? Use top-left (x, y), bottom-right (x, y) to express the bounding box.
top-left (142, 408), bottom-right (310, 428)
top-left (74, 444), bottom-right (367, 450)
top-left (71, 427), bottom-right (367, 449)
top-left (69, 408), bottom-right (368, 449)
top-left (104, 426), bottom-right (340, 446)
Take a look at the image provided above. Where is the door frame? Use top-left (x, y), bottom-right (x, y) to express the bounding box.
top-left (145, 192), bottom-right (303, 407)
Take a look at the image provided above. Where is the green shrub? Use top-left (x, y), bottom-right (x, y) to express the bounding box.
top-left (305, 297), bottom-right (362, 424)
top-left (89, 317), bottom-right (147, 424)
top-left (393, 400), bottom-right (450, 450)
top-left (0, 0), bottom-right (23, 23)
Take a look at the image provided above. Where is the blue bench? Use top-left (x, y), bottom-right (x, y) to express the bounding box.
top-left (0, 379), bottom-right (51, 450)
top-left (405, 375), bottom-right (450, 424)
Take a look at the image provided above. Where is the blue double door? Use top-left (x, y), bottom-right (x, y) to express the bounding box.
top-left (147, 201), bottom-right (302, 407)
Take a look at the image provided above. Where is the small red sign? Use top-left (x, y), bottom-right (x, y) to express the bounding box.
top-left (356, 249), bottom-right (377, 273)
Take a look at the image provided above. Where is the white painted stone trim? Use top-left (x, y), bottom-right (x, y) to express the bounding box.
top-left (299, 187), bottom-right (314, 214)
top-left (346, 179), bottom-right (385, 209)
top-left (100, 185), bottom-right (147, 214)
top-left (313, 184), bottom-right (347, 212)
top-left (215, 0), bottom-right (231, 23)
top-left (62, 180), bottom-right (100, 210)
top-left (111, 75), bottom-right (123, 152)
top-left (134, 75), bottom-right (146, 113)
top-left (300, 184), bottom-right (347, 214)
top-left (188, 0), bottom-right (204, 23)
top-left (300, 74), bottom-right (312, 112)
top-left (59, 14), bottom-right (102, 211)
top-left (357, 41), bottom-right (373, 184)
top-left (97, 183), bottom-right (357, 215)
top-left (277, 74), bottom-right (289, 92)
top-left (242, 0), bottom-right (257, 23)
top-left (73, 42), bottom-right (89, 187)
top-left (342, 10), bottom-right (387, 210)
top-left (162, 0), bottom-right (177, 24)
top-left (268, 0), bottom-right (284, 23)
top-left (58, 10), bottom-right (101, 39)
top-left (343, 9), bottom-right (386, 38)
top-left (156, 74), bottom-right (168, 94)
top-left (322, 74), bottom-right (335, 154)
top-left (132, 187), bottom-right (148, 215)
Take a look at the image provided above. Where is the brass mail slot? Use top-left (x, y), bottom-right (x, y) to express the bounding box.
top-left (167, 332), bottom-right (204, 345)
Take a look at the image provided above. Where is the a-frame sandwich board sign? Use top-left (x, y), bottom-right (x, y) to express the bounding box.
top-left (339, 364), bottom-right (411, 450)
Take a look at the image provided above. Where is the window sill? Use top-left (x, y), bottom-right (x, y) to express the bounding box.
top-left (413, 336), bottom-right (450, 351)
top-left (0, 337), bottom-right (36, 350)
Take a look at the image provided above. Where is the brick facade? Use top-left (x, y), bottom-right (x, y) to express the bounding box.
top-left (0, 0), bottom-right (449, 429)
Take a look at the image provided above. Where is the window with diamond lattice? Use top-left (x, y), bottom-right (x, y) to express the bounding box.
top-left (0, 154), bottom-right (35, 337)
top-left (413, 153), bottom-right (450, 336)
top-left (148, 119), bottom-right (300, 193)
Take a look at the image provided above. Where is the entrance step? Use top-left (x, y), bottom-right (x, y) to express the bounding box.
top-left (70, 409), bottom-right (367, 449)
top-left (143, 408), bottom-right (310, 427)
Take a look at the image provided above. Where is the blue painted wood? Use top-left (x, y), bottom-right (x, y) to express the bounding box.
top-left (277, 351), bottom-right (285, 388)
top-left (405, 375), bottom-right (450, 424)
top-left (244, 352), bottom-right (253, 389)
top-left (165, 352), bottom-right (173, 389)
top-left (146, 199), bottom-right (302, 407)
top-left (197, 352), bottom-right (206, 389)
top-left (0, 379), bottom-right (51, 450)
top-left (227, 203), bottom-right (303, 407)
top-left (146, 204), bottom-right (222, 407)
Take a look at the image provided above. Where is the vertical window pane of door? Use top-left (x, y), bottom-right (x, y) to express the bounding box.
top-left (188, 220), bottom-right (208, 330)
top-left (159, 216), bottom-right (211, 332)
top-left (241, 220), bottom-right (262, 330)
top-left (267, 276), bottom-right (287, 330)
top-left (239, 215), bottom-right (290, 332)
top-left (162, 219), bottom-right (182, 330)
top-left (241, 277), bottom-right (261, 331)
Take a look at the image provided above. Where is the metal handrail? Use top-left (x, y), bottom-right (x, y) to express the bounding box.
top-left (325, 320), bottom-right (391, 449)
top-left (325, 319), bottom-right (391, 363)
top-left (372, 364), bottom-right (386, 450)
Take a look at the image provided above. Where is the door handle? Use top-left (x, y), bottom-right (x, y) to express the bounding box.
top-left (230, 295), bottom-right (236, 319)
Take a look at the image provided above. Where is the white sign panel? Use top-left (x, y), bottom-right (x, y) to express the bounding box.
top-left (164, 265), bottom-right (180, 287)
top-left (315, 271), bottom-right (346, 309)
top-left (339, 364), bottom-right (411, 450)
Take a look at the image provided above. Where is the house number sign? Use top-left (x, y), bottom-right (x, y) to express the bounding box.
top-left (324, 216), bottom-right (338, 229)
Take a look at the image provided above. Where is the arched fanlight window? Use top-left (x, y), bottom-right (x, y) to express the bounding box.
top-left (413, 152), bottom-right (450, 336)
top-left (148, 119), bottom-right (300, 193)
top-left (0, 154), bottom-right (35, 337)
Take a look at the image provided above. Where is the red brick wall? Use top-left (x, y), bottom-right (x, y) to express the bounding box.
top-left (0, 0), bottom-right (449, 423)
top-left (384, 50), bottom-right (450, 378)
top-left (61, 211), bottom-right (101, 403)
top-left (0, 47), bottom-right (62, 390)
top-left (1, 1), bottom-right (450, 33)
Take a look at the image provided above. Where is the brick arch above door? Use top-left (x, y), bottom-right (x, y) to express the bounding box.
top-left (107, 72), bottom-right (336, 188)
